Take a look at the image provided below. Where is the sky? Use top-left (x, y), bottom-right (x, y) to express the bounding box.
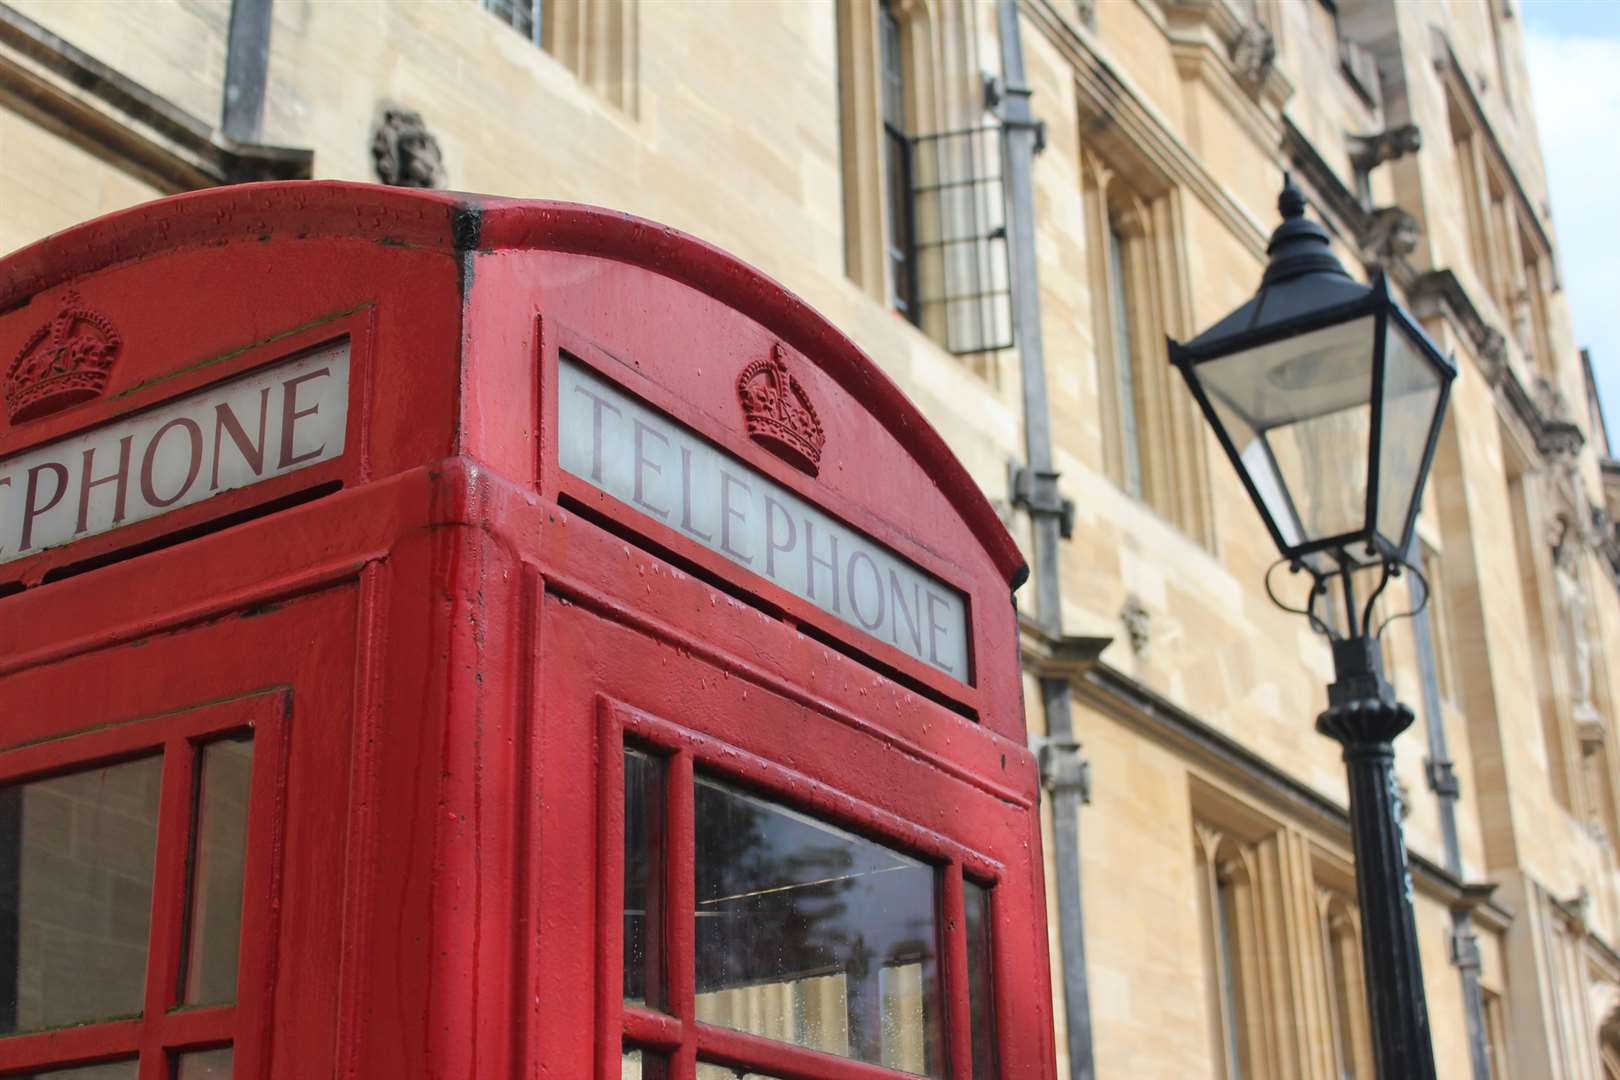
top-left (1521, 0), bottom-right (1620, 448)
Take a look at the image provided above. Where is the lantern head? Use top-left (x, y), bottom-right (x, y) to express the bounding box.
top-left (1168, 176), bottom-right (1455, 574)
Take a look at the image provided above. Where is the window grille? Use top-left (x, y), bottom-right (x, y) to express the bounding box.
top-left (906, 124), bottom-right (1014, 356)
top-left (482, 0), bottom-right (543, 47)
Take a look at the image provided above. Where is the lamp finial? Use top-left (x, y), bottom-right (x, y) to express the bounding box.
top-left (1279, 173), bottom-right (1306, 220)
top-left (1262, 172), bottom-right (1346, 285)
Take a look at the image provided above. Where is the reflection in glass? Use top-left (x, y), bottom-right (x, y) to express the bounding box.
top-left (174, 1047), bottom-right (233, 1079)
top-left (963, 881), bottom-right (998, 1077)
top-left (621, 1047), bottom-right (667, 1080)
top-left (695, 1065), bottom-right (783, 1080)
top-left (1, 756), bottom-right (163, 1035)
top-left (1375, 326), bottom-right (1444, 545)
top-left (1198, 316), bottom-right (1376, 549)
top-left (183, 736), bottom-right (254, 1006)
top-left (27, 1061), bottom-right (139, 1079)
top-left (693, 777), bottom-right (941, 1077)
top-left (624, 749), bottom-right (664, 1008)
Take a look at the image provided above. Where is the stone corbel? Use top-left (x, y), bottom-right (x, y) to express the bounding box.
top-left (1536, 417), bottom-right (1586, 463)
top-left (1554, 887), bottom-right (1593, 938)
top-left (1362, 206), bottom-right (1421, 267)
top-left (1407, 270), bottom-right (1509, 384)
top-left (1577, 710), bottom-right (1606, 756)
top-left (1349, 124), bottom-right (1423, 172)
top-left (1590, 500), bottom-right (1620, 589)
top-left (1120, 594), bottom-right (1151, 658)
top-left (1230, 22), bottom-right (1276, 92)
top-left (1160, 0), bottom-right (1293, 110)
top-left (371, 104), bottom-right (447, 189)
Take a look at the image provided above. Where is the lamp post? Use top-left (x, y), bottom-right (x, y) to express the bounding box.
top-left (1168, 175), bottom-right (1453, 1080)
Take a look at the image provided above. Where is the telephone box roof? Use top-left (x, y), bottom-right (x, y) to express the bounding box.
top-left (0, 181), bottom-right (1027, 590)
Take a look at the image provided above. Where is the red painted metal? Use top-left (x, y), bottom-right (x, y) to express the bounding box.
top-left (0, 181), bottom-right (1056, 1079)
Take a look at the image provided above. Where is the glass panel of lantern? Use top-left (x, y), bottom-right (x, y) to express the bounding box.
top-left (1193, 315), bottom-right (1377, 560)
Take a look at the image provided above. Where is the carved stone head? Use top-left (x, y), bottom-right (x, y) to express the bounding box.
top-left (372, 106), bottom-right (446, 189)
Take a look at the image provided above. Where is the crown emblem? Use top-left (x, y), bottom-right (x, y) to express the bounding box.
top-left (6, 290), bottom-right (121, 424)
top-left (737, 344), bottom-right (826, 476)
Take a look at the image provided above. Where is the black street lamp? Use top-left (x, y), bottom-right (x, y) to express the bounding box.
top-left (1168, 175), bottom-right (1453, 1080)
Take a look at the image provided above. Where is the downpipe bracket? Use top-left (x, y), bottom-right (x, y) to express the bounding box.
top-left (983, 73), bottom-right (1047, 153)
top-left (1009, 461), bottom-right (1075, 538)
top-left (1036, 737), bottom-right (1092, 803)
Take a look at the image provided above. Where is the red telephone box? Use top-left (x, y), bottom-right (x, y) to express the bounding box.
top-left (0, 182), bottom-right (1056, 1080)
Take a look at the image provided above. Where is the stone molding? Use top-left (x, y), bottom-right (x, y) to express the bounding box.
top-left (1407, 270), bottom-right (1591, 467)
top-left (1407, 266), bottom-right (1620, 593)
top-left (1067, 655), bottom-right (1513, 927)
top-left (0, 2), bottom-right (311, 193)
top-left (1017, 612), bottom-right (1111, 679)
top-left (1023, 0), bottom-right (1270, 259)
top-left (1431, 25), bottom-right (1556, 279)
top-left (370, 105), bottom-right (446, 189)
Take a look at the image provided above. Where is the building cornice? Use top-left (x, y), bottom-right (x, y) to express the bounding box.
top-left (1407, 269), bottom-right (1589, 466)
top-left (1168, 40), bottom-right (1286, 164)
top-left (1404, 270), bottom-right (1620, 596)
top-left (1069, 658), bottom-right (1514, 924)
top-left (1022, 0), bottom-right (1270, 260)
top-left (1018, 613), bottom-right (1112, 680)
top-left (1160, 0), bottom-right (1294, 150)
top-left (0, 2), bottom-right (311, 194)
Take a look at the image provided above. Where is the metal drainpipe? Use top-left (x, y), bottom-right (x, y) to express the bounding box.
top-left (222, 0), bottom-right (274, 143)
top-left (995, 2), bottom-right (1095, 1077)
top-left (1409, 576), bottom-right (1492, 1080)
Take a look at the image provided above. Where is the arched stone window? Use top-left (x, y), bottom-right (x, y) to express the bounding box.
top-left (1316, 888), bottom-right (1372, 1079)
top-left (1196, 823), bottom-right (1270, 1079)
top-left (1080, 148), bottom-right (1213, 543)
top-left (837, 0), bottom-right (1007, 359)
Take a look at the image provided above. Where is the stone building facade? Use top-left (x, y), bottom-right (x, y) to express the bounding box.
top-left (2, 0), bottom-right (1618, 1075)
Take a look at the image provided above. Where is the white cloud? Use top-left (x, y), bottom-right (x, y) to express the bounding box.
top-left (1525, 29), bottom-right (1620, 442)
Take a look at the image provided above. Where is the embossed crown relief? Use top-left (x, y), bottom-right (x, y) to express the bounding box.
top-left (736, 343), bottom-right (826, 476)
top-left (5, 289), bottom-right (122, 424)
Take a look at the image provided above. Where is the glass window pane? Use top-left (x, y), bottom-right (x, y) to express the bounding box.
top-left (1107, 221), bottom-right (1143, 499)
top-left (694, 777), bottom-right (942, 1077)
top-left (29, 1061), bottom-right (140, 1079)
top-left (1, 756), bottom-right (163, 1034)
top-left (885, 127), bottom-right (915, 317)
top-left (879, 1), bottom-right (905, 129)
top-left (963, 880), bottom-right (998, 1078)
top-left (174, 1047), bottom-right (233, 1079)
top-left (1198, 316), bottom-right (1376, 547)
top-left (1375, 324), bottom-right (1444, 549)
top-left (182, 736), bottom-right (254, 1006)
top-left (696, 1066), bottom-right (783, 1080)
top-left (621, 1047), bottom-right (667, 1080)
top-left (624, 749), bottom-right (664, 1008)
